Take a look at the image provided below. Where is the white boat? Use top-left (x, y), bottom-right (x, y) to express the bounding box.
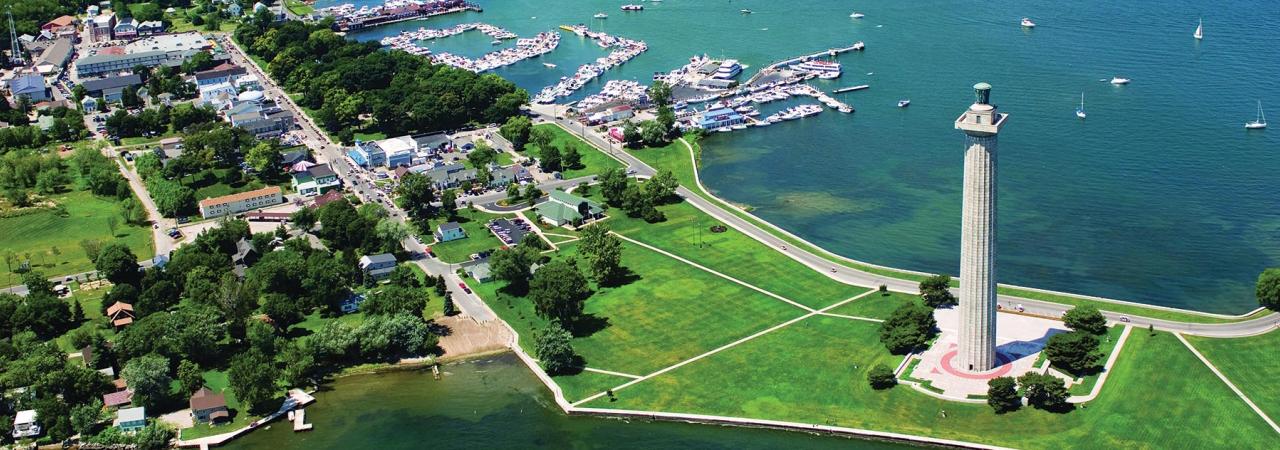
top-left (850, 12), bottom-right (865, 19)
top-left (818, 71), bottom-right (840, 80)
top-left (715, 126), bottom-right (732, 133)
top-left (740, 9), bottom-right (753, 14)
top-left (543, 62), bottom-right (557, 68)
top-left (1021, 18), bottom-right (1036, 28)
top-left (897, 99), bottom-right (911, 108)
top-left (621, 4), bottom-right (643, 11)
top-left (1246, 100), bottom-right (1267, 129)
top-left (1076, 92), bottom-right (1087, 119)
top-left (1110, 77), bottom-right (1131, 85)
top-left (594, 12), bottom-right (608, 19)
top-left (1194, 18), bottom-right (1203, 40)
top-left (731, 124), bottom-right (748, 130)
top-left (491, 39), bottom-right (502, 45)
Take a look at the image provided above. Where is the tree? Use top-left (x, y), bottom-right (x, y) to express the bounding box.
top-left (361, 286), bottom-right (426, 317)
top-left (71, 299), bottom-right (85, 322)
top-left (177, 359), bottom-right (205, 395)
top-left (135, 423), bottom-right (177, 450)
top-left (373, 219), bottom-right (409, 252)
top-left (22, 270), bottom-right (55, 297)
top-left (534, 320), bottom-right (576, 374)
top-left (489, 246), bottom-right (536, 292)
top-left (260, 293), bottom-right (306, 329)
top-left (81, 239), bottom-right (103, 264)
top-left (919, 274), bottom-right (957, 308)
top-left (121, 354), bottom-right (172, 409)
top-left (1017, 373), bottom-right (1070, 411)
top-left (646, 170), bottom-right (679, 204)
top-left (523, 184), bottom-right (541, 207)
top-left (291, 207), bottom-right (318, 231)
top-left (1256, 268), bottom-right (1280, 310)
top-left (443, 294), bottom-right (457, 316)
top-left (987, 376), bottom-right (1021, 413)
top-left (648, 80), bottom-right (673, 107)
top-left (500, 116), bottom-right (533, 151)
top-left (1044, 331), bottom-right (1102, 374)
top-left (599, 168), bottom-right (629, 207)
top-left (878, 303), bottom-right (937, 354)
top-left (529, 259), bottom-right (590, 326)
top-left (120, 197), bottom-right (148, 225)
top-left (563, 144), bottom-right (583, 169)
top-left (579, 223), bottom-right (624, 284)
top-left (529, 126), bottom-right (553, 152)
top-left (96, 243), bottom-right (141, 286)
top-left (228, 349), bottom-right (277, 414)
top-left (639, 120), bottom-right (668, 147)
top-left (245, 142), bottom-right (283, 178)
top-left (440, 189), bottom-right (458, 218)
top-left (279, 341), bottom-right (316, 387)
top-left (395, 173), bottom-right (436, 226)
top-left (540, 144), bottom-right (562, 173)
top-left (1062, 305), bottom-right (1108, 335)
top-left (867, 364), bottom-right (897, 390)
top-left (70, 399), bottom-right (105, 437)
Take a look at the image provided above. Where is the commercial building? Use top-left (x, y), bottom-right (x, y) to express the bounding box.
top-left (30, 38), bottom-right (74, 75)
top-left (76, 50), bottom-right (174, 78)
top-left (7, 74), bottom-right (50, 102)
top-left (124, 32), bottom-right (211, 55)
top-left (113, 18), bottom-right (138, 40)
top-left (41, 16), bottom-right (78, 38)
top-left (535, 190), bottom-right (604, 227)
top-left (351, 135), bottom-right (417, 168)
top-left (81, 74), bottom-right (142, 102)
top-left (197, 186), bottom-right (284, 219)
top-left (193, 62), bottom-right (248, 87)
top-left (89, 13), bottom-right (116, 43)
top-left (226, 99), bottom-right (296, 138)
top-left (137, 21), bottom-right (165, 36)
top-left (696, 108), bottom-right (745, 130)
top-left (291, 164), bottom-right (340, 197)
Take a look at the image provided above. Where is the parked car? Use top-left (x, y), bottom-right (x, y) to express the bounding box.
top-left (458, 283), bottom-right (472, 294)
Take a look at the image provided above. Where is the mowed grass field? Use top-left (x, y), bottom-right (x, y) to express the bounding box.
top-left (469, 241), bottom-right (806, 397)
top-left (588, 321), bottom-right (1277, 449)
top-left (430, 209), bottom-right (514, 263)
top-left (827, 291), bottom-right (920, 320)
top-left (1188, 331), bottom-right (1280, 422)
top-left (0, 189), bottom-right (152, 281)
top-left (525, 124), bottom-right (624, 179)
top-left (597, 195), bottom-right (868, 309)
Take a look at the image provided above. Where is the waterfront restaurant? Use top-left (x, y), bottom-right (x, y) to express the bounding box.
top-left (697, 108), bottom-right (745, 130)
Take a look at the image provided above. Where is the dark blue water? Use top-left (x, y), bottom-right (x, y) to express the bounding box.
top-left (327, 0), bottom-right (1280, 313)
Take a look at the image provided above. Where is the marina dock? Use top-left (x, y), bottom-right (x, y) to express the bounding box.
top-left (293, 409), bottom-right (313, 432)
top-left (745, 41), bottom-right (866, 86)
top-left (834, 84), bottom-right (870, 93)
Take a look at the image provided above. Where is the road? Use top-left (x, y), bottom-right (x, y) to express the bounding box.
top-left (523, 109), bottom-right (1280, 338)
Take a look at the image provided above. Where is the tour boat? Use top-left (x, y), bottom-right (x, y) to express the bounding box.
top-left (1245, 101), bottom-right (1267, 129)
top-left (1076, 92), bottom-right (1087, 119)
top-left (1109, 77), bottom-right (1131, 85)
top-left (794, 59), bottom-right (842, 74)
top-left (1194, 18), bottom-right (1203, 40)
top-left (594, 12), bottom-right (607, 19)
top-left (1021, 18), bottom-right (1036, 28)
top-left (897, 99), bottom-right (911, 108)
top-left (850, 12), bottom-right (865, 19)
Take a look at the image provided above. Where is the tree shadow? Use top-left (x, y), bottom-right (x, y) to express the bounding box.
top-left (570, 313), bottom-right (609, 338)
top-left (284, 327), bottom-right (315, 340)
top-left (597, 266), bottom-right (640, 288)
top-left (550, 355), bottom-right (589, 377)
top-left (427, 321), bottom-right (453, 337)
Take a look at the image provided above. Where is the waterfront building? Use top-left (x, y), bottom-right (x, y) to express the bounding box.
top-left (11, 410), bottom-right (40, 439)
top-left (189, 388), bottom-right (229, 424)
top-left (198, 186), bottom-right (284, 219)
top-left (696, 108), bottom-right (745, 130)
top-left (292, 164), bottom-right (340, 197)
top-left (953, 83), bottom-right (1007, 372)
top-left (116, 407), bottom-right (146, 432)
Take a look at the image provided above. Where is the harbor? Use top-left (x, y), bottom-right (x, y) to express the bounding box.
top-left (318, 0), bottom-right (480, 32)
top-left (532, 25), bottom-right (648, 104)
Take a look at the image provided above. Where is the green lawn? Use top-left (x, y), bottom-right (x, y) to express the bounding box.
top-left (555, 369), bottom-right (635, 404)
top-left (592, 193), bottom-right (867, 309)
top-left (587, 317), bottom-right (1276, 449)
top-left (179, 371), bottom-right (261, 440)
top-left (469, 241), bottom-right (805, 378)
top-left (168, 8), bottom-right (240, 34)
top-left (827, 291), bottom-right (920, 320)
top-left (1188, 331), bottom-right (1280, 422)
top-left (429, 209), bottom-right (512, 263)
top-left (1065, 325), bottom-right (1127, 396)
top-left (526, 123), bottom-right (624, 179)
top-left (625, 137), bottom-right (1265, 324)
top-left (0, 189), bottom-right (152, 282)
top-left (53, 286), bottom-right (113, 352)
top-left (187, 168), bottom-right (289, 202)
top-left (285, 0), bottom-right (314, 15)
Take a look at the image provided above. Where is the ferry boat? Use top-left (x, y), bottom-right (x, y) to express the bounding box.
top-left (713, 59), bottom-right (743, 79)
top-left (897, 99), bottom-right (911, 108)
top-left (1021, 18), bottom-right (1036, 28)
top-left (621, 4), bottom-right (643, 11)
top-left (1109, 77), bottom-right (1131, 85)
top-left (794, 59), bottom-right (842, 75)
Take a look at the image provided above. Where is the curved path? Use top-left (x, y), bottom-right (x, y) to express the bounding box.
top-left (528, 112), bottom-right (1279, 338)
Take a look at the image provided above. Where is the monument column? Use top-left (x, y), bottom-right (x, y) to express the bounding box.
top-left (953, 83), bottom-right (1007, 372)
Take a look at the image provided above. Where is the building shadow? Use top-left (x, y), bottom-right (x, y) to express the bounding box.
top-left (995, 327), bottom-right (1068, 363)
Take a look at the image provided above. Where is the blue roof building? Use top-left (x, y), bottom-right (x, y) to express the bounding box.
top-left (7, 74), bottom-right (50, 102)
top-left (697, 108), bottom-right (744, 129)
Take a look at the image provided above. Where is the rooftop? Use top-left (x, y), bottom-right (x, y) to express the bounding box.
top-left (81, 74), bottom-right (142, 93)
top-left (190, 387), bottom-right (227, 411)
top-left (361, 253), bottom-right (397, 265)
top-left (124, 32), bottom-right (211, 54)
top-left (117, 406), bottom-right (145, 422)
top-left (198, 186), bottom-right (283, 208)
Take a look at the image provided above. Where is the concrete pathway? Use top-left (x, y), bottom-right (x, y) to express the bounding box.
top-left (1068, 325), bottom-right (1133, 403)
top-left (1176, 333), bottom-right (1280, 434)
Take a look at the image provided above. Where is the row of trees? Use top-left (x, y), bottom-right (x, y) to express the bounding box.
top-left (598, 167), bottom-right (678, 223)
top-left (235, 18), bottom-right (527, 144)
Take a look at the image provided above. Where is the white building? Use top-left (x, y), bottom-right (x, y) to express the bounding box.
top-left (12, 410), bottom-right (40, 439)
top-left (198, 186), bottom-right (284, 219)
top-left (199, 81), bottom-right (238, 110)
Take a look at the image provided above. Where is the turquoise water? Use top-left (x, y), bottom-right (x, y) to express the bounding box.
top-left (329, 0), bottom-right (1280, 313)
top-left (223, 354), bottom-right (915, 449)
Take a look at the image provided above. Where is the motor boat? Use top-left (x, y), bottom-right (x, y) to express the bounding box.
top-left (1021, 18), bottom-right (1036, 28)
top-left (594, 13), bottom-right (608, 19)
top-left (897, 99), bottom-right (911, 108)
top-left (1109, 77), bottom-right (1131, 85)
top-left (850, 12), bottom-right (865, 19)
top-left (741, 9), bottom-right (753, 14)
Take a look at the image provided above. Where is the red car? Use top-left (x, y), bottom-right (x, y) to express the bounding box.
top-left (458, 283), bottom-right (472, 294)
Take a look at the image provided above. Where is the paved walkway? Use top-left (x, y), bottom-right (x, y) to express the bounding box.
top-left (1177, 334), bottom-right (1280, 434)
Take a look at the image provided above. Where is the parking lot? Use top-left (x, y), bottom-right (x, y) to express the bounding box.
top-left (488, 217), bottom-right (531, 246)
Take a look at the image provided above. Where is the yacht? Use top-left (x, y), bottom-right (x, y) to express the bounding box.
top-left (1021, 18), bottom-right (1036, 28)
top-left (1076, 92), bottom-right (1087, 119)
top-left (1109, 77), bottom-right (1131, 85)
top-left (818, 71), bottom-right (840, 80)
top-left (1245, 101), bottom-right (1267, 129)
top-left (897, 99), bottom-right (911, 108)
top-left (850, 12), bottom-right (865, 19)
top-left (594, 12), bottom-right (608, 19)
top-left (621, 4), bottom-right (644, 11)
top-left (794, 59), bottom-right (842, 74)
top-left (1194, 18), bottom-right (1203, 40)
top-left (713, 59), bottom-right (743, 79)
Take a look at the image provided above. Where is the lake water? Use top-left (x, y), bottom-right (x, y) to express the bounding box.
top-left (223, 354), bottom-right (916, 449)
top-left (325, 0), bottom-right (1280, 313)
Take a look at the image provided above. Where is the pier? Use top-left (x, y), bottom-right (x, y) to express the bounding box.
top-left (833, 84), bottom-right (870, 93)
top-left (745, 42), bottom-right (866, 86)
top-left (292, 409), bottom-right (313, 432)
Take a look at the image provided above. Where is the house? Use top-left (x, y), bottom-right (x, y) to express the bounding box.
top-left (281, 149), bottom-right (309, 167)
top-left (7, 74), bottom-right (50, 102)
top-left (137, 20), bottom-right (164, 36)
top-left (41, 15), bottom-right (78, 37)
top-left (106, 302), bottom-right (135, 330)
top-left (435, 222), bottom-right (466, 242)
top-left (340, 293), bottom-right (366, 314)
top-left (89, 13), bottom-right (116, 43)
top-left (291, 164), bottom-right (340, 197)
top-left (193, 62), bottom-right (247, 87)
top-left (489, 164), bottom-right (533, 188)
top-left (116, 407), bottom-right (146, 432)
top-left (87, 5), bottom-right (100, 16)
top-left (199, 186), bottom-right (283, 219)
top-left (12, 410), bottom-right (40, 439)
top-left (190, 388), bottom-right (230, 424)
top-left (465, 261), bottom-right (492, 283)
top-left (81, 96), bottom-right (99, 112)
top-left (102, 388), bottom-right (133, 408)
top-left (358, 253), bottom-right (398, 280)
top-left (226, 3), bottom-right (243, 16)
top-left (232, 238), bottom-right (258, 278)
top-left (113, 18), bottom-right (139, 40)
top-left (423, 163), bottom-right (477, 190)
top-left (311, 189), bottom-right (344, 208)
top-left (535, 190), bottom-right (605, 227)
top-left (82, 74), bottom-right (143, 102)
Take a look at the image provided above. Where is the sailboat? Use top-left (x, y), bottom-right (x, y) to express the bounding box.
top-left (1245, 101), bottom-right (1267, 129)
top-left (1076, 92), bottom-right (1087, 119)
top-left (1194, 18), bottom-right (1203, 40)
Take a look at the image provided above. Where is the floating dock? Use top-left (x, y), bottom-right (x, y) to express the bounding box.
top-left (833, 84), bottom-right (870, 93)
top-left (293, 409), bottom-right (313, 432)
